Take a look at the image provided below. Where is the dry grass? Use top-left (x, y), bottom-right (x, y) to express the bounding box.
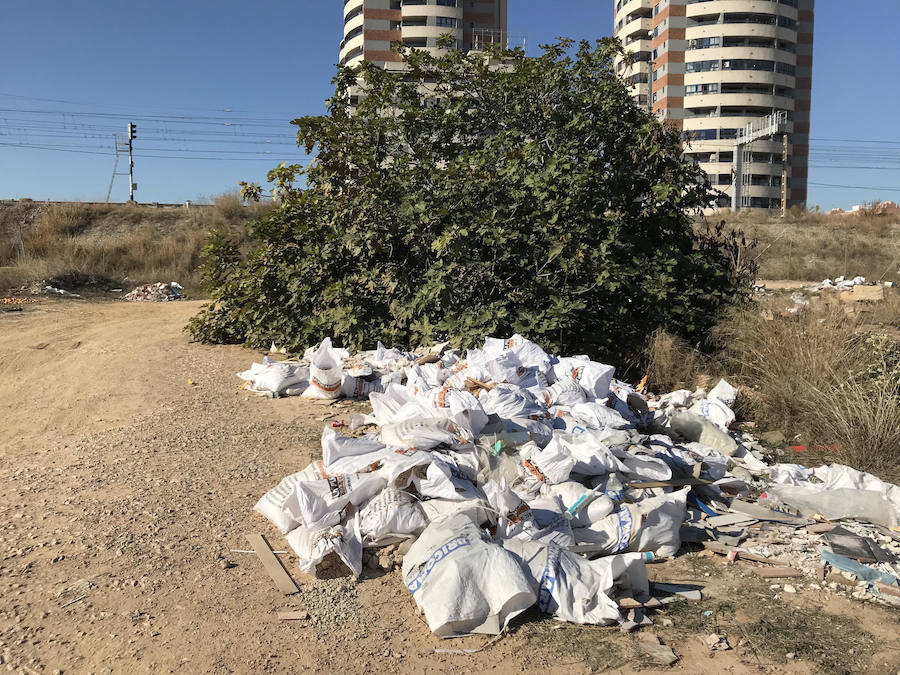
top-left (715, 292), bottom-right (900, 477)
top-left (0, 194), bottom-right (272, 292)
top-left (643, 289), bottom-right (900, 478)
top-left (699, 209), bottom-right (900, 282)
top-left (642, 330), bottom-right (718, 393)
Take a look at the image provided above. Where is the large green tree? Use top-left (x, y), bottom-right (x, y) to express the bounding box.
top-left (189, 39), bottom-right (750, 362)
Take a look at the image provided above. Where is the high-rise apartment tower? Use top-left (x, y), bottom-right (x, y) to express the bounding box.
top-left (613, 0), bottom-right (814, 210)
top-left (341, 0), bottom-right (508, 70)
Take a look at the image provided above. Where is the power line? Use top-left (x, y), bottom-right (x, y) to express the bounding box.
top-left (808, 181), bottom-right (900, 191)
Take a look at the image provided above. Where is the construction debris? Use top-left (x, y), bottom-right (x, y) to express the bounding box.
top-left (244, 334), bottom-right (900, 636)
top-left (123, 281), bottom-right (183, 302)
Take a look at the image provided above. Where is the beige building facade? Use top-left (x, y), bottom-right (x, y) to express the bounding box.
top-left (341, 0), bottom-right (508, 71)
top-left (613, 0), bottom-right (814, 210)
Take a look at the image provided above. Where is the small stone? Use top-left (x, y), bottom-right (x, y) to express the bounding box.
top-left (366, 556), bottom-right (380, 571)
top-left (219, 559), bottom-right (236, 570)
top-left (786, 652), bottom-right (795, 659)
top-left (783, 584), bottom-right (796, 593)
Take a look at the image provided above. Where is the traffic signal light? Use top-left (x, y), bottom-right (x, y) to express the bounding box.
top-left (128, 123), bottom-right (136, 140)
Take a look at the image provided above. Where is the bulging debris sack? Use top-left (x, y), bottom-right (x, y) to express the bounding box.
top-left (402, 512), bottom-right (536, 637)
top-left (302, 338), bottom-right (344, 399)
top-left (284, 473), bottom-right (386, 529)
top-left (359, 488), bottom-right (428, 545)
top-left (237, 357), bottom-right (308, 395)
top-left (503, 539), bottom-right (649, 625)
top-left (573, 487), bottom-right (689, 558)
top-left (286, 513), bottom-right (363, 577)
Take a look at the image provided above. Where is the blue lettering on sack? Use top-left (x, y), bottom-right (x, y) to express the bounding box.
top-left (406, 535), bottom-right (471, 595)
top-left (615, 506), bottom-right (634, 553)
top-left (537, 544), bottom-right (561, 613)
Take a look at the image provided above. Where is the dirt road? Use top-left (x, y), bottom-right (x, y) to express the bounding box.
top-left (2, 300), bottom-right (899, 673)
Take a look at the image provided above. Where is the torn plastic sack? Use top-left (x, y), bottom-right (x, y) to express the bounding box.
top-left (503, 539), bottom-right (649, 625)
top-left (708, 379), bottom-right (738, 407)
top-left (401, 512), bottom-right (536, 637)
top-left (485, 480), bottom-right (574, 546)
top-left (359, 488), bottom-right (428, 546)
top-left (302, 338), bottom-right (344, 399)
top-left (284, 473), bottom-right (386, 529)
top-left (237, 358), bottom-right (308, 395)
top-left (766, 483), bottom-right (899, 528)
top-left (321, 427), bottom-right (385, 469)
top-left (540, 481), bottom-right (616, 527)
top-left (569, 402), bottom-right (634, 430)
top-left (423, 386), bottom-right (489, 437)
top-left (540, 378), bottom-right (587, 408)
top-left (253, 461), bottom-right (334, 533)
top-left (688, 396), bottom-right (735, 430)
top-left (553, 358), bottom-right (616, 400)
top-left (286, 513), bottom-right (363, 577)
top-left (540, 431), bottom-right (628, 477)
top-left (380, 417), bottom-right (474, 451)
top-left (573, 487), bottom-right (689, 558)
top-left (665, 411), bottom-right (739, 456)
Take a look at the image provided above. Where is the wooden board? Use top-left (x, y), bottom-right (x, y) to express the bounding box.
top-left (626, 477), bottom-right (712, 489)
top-left (247, 533), bottom-right (299, 595)
top-left (277, 610), bottom-right (309, 621)
top-left (706, 513), bottom-right (758, 528)
top-left (730, 499), bottom-right (809, 526)
top-left (752, 566), bottom-right (803, 579)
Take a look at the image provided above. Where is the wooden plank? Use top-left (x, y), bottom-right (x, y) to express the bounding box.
top-left (701, 541), bottom-right (788, 565)
top-left (627, 477), bottom-right (712, 489)
top-left (247, 533), bottom-right (299, 595)
top-left (706, 513), bottom-right (758, 528)
top-left (277, 610), bottom-right (309, 621)
top-left (730, 499), bottom-right (809, 525)
top-left (752, 566), bottom-right (803, 579)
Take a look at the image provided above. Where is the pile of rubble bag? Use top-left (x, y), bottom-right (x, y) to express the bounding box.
top-left (123, 281), bottom-right (183, 302)
top-left (244, 336), bottom-right (900, 637)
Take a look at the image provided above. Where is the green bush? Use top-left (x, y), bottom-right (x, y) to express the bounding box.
top-left (188, 39), bottom-right (751, 362)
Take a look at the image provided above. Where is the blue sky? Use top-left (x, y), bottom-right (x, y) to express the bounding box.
top-left (1, 1), bottom-right (897, 209)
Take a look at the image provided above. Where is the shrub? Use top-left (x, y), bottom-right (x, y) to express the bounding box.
top-left (188, 40), bottom-right (752, 363)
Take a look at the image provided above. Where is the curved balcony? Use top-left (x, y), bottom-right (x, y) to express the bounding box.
top-left (684, 70), bottom-right (795, 88)
top-left (339, 31), bottom-right (365, 64)
top-left (615, 0), bottom-right (653, 25)
top-left (686, 0), bottom-right (797, 21)
top-left (401, 3), bottom-right (462, 20)
top-left (621, 16), bottom-right (652, 40)
top-left (685, 46), bottom-right (796, 66)
top-left (683, 115), bottom-right (794, 133)
top-left (343, 0), bottom-right (364, 22)
top-left (685, 23), bottom-right (797, 43)
top-left (342, 11), bottom-right (364, 42)
top-left (400, 25), bottom-right (462, 43)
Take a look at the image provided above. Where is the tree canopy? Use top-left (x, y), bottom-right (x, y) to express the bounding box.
top-left (189, 39), bottom-right (750, 364)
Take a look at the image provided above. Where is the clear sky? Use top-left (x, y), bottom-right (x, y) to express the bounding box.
top-left (1, 1), bottom-right (897, 210)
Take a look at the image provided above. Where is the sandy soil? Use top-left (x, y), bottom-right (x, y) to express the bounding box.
top-left (2, 299), bottom-right (899, 674)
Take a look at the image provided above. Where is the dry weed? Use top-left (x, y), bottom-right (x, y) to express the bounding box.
top-left (0, 196), bottom-right (271, 292)
top-left (715, 299), bottom-right (900, 477)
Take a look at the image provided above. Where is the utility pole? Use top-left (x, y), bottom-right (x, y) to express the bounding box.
top-left (127, 122), bottom-right (137, 202)
top-left (105, 133), bottom-right (131, 203)
top-left (781, 132), bottom-right (788, 218)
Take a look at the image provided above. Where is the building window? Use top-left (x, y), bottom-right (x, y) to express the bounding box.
top-left (436, 16), bottom-right (457, 28)
top-left (404, 38), bottom-right (427, 48)
top-left (685, 83), bottom-right (719, 95)
top-left (344, 25), bottom-right (363, 42)
top-left (437, 0), bottom-right (457, 5)
top-left (685, 59), bottom-right (720, 73)
top-left (687, 37), bottom-right (721, 50)
top-left (684, 129), bottom-right (718, 141)
top-left (776, 62), bottom-right (796, 75)
top-left (722, 59), bottom-right (775, 72)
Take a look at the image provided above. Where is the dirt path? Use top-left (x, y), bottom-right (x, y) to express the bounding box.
top-left (2, 300), bottom-right (899, 674)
